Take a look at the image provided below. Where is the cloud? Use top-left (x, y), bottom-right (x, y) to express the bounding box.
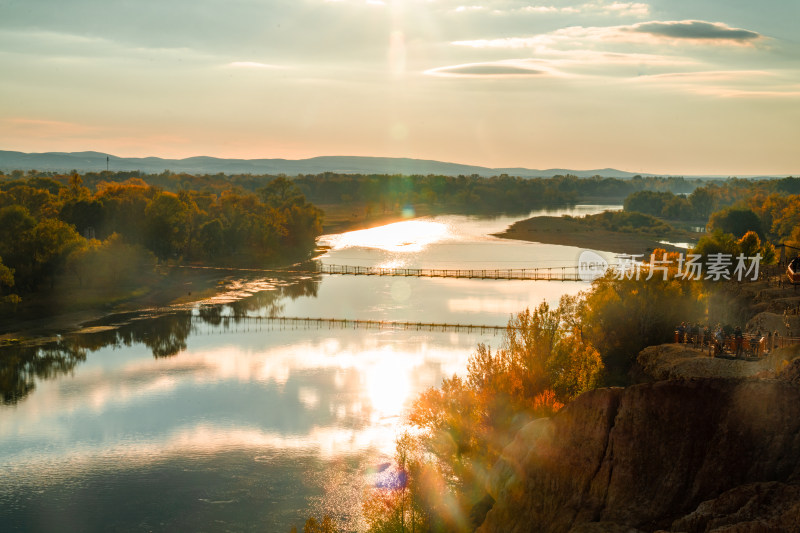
top-left (425, 60), bottom-right (559, 78)
top-left (0, 28), bottom-right (218, 66)
top-left (449, 40), bottom-right (692, 67)
top-left (469, 2), bottom-right (648, 17)
top-left (596, 2), bottom-right (650, 17)
top-left (517, 5), bottom-right (579, 15)
top-left (454, 5), bottom-right (486, 13)
top-left (451, 19), bottom-right (762, 49)
top-left (637, 70), bottom-right (771, 82)
top-left (632, 70), bottom-right (800, 99)
top-left (227, 61), bottom-right (282, 69)
top-left (629, 20), bottom-right (761, 42)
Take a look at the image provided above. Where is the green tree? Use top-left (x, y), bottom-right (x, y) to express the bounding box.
top-left (708, 206), bottom-right (763, 238)
top-left (65, 239), bottom-right (101, 287)
top-left (0, 206), bottom-right (83, 290)
top-left (95, 178), bottom-right (154, 243)
top-left (581, 269), bottom-right (704, 381)
top-left (0, 255), bottom-right (20, 310)
top-left (28, 218), bottom-right (84, 288)
top-left (197, 218), bottom-right (225, 258)
top-left (692, 229), bottom-right (740, 266)
top-left (689, 187), bottom-right (714, 219)
top-left (0, 205), bottom-right (36, 271)
top-left (144, 192), bottom-right (190, 260)
top-left (59, 198), bottom-right (105, 236)
top-left (623, 190), bottom-right (672, 217)
top-left (260, 176), bottom-right (304, 209)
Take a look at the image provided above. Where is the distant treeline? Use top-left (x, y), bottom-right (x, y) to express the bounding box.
top-left (622, 176), bottom-right (800, 240)
top-left (2, 169), bottom-right (715, 211)
top-left (0, 174), bottom-right (322, 306)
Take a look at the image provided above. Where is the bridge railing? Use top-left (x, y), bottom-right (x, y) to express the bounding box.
top-left (316, 263), bottom-right (583, 281)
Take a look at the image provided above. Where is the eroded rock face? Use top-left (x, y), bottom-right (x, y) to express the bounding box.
top-left (478, 379), bottom-right (800, 533)
top-left (777, 358), bottom-right (800, 385)
top-left (633, 345), bottom-right (769, 382)
top-left (671, 481), bottom-right (800, 532)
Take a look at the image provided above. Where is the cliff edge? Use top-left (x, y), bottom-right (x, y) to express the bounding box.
top-left (478, 375), bottom-right (800, 532)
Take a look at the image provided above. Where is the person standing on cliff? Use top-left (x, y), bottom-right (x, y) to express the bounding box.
top-left (734, 326), bottom-right (744, 358)
top-left (713, 325), bottom-right (724, 357)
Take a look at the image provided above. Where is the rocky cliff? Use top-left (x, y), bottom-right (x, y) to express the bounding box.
top-left (478, 376), bottom-right (800, 533)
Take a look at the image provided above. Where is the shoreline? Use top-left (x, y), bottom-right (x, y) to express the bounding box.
top-left (495, 215), bottom-right (698, 255)
top-left (0, 267), bottom-right (308, 346)
top-left (319, 197), bottom-right (627, 234)
top-left (0, 269), bottom-right (225, 344)
top-left (2, 203), bottom-right (665, 345)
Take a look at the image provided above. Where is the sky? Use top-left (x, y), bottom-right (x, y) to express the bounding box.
top-left (1, 0), bottom-right (798, 175)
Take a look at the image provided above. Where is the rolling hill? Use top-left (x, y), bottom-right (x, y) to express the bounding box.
top-left (0, 150), bottom-right (645, 178)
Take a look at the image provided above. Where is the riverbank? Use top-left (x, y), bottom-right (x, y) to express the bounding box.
top-left (0, 206), bottom-right (418, 343)
top-left (0, 268), bottom-right (234, 343)
top-left (495, 214), bottom-right (699, 255)
top-left (319, 198), bottom-right (626, 234)
top-left (2, 201), bottom-right (427, 341)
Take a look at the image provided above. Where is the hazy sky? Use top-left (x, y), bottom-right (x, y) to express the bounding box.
top-left (2, 0), bottom-right (798, 174)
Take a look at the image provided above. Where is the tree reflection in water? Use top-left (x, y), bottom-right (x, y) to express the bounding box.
top-left (0, 274), bottom-right (320, 404)
top-left (0, 342), bottom-right (87, 404)
top-left (226, 274), bottom-right (319, 319)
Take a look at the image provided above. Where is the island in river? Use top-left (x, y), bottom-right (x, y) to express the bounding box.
top-left (495, 211), bottom-right (702, 255)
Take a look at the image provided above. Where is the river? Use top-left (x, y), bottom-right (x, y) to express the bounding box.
top-left (0, 205), bottom-right (620, 532)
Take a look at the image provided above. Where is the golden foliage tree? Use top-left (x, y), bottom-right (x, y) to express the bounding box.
top-left (380, 299), bottom-right (604, 532)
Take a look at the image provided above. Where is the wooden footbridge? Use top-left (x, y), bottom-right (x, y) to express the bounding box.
top-left (192, 315), bottom-right (509, 334)
top-left (316, 264), bottom-right (588, 281)
top-left (176, 263), bottom-right (597, 281)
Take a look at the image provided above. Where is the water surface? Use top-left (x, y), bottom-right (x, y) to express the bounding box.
top-left (0, 205), bottom-right (620, 532)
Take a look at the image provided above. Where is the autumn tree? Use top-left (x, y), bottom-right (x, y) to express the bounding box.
top-left (580, 266), bottom-right (705, 382)
top-left (400, 299), bottom-right (603, 531)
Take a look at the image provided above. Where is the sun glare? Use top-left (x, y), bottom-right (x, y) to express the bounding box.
top-left (325, 220), bottom-right (452, 253)
top-left (364, 354), bottom-right (412, 420)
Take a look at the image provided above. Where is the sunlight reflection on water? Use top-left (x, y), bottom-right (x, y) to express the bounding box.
top-left (322, 220), bottom-right (453, 253)
top-left (0, 205), bottom-right (624, 532)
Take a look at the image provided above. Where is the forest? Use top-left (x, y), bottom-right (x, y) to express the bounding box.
top-left (622, 176), bottom-right (800, 258)
top-left (2, 168), bottom-right (708, 212)
top-left (2, 168), bottom-right (799, 318)
top-left (0, 173), bottom-right (322, 313)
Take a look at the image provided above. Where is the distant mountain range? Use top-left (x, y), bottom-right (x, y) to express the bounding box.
top-left (0, 150), bottom-right (649, 178)
top-left (0, 150), bottom-right (787, 179)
